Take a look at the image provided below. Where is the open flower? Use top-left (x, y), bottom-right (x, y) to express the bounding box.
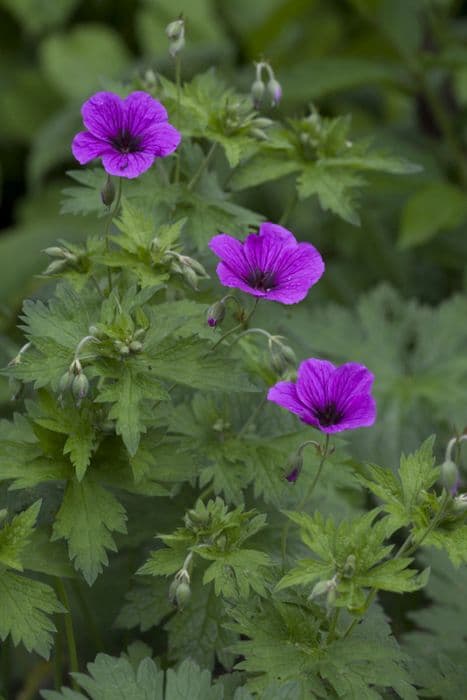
top-left (209, 223), bottom-right (324, 304)
top-left (72, 91), bottom-right (181, 179)
top-left (268, 359), bottom-right (376, 433)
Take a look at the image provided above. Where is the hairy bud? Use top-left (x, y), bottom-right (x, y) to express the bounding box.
top-left (206, 300), bottom-right (226, 328)
top-left (440, 459), bottom-right (460, 494)
top-left (58, 371), bottom-right (73, 395)
top-left (72, 373), bottom-right (89, 404)
top-left (101, 175), bottom-right (116, 207)
top-left (342, 554), bottom-right (356, 578)
top-left (251, 79), bottom-right (265, 108)
top-left (284, 450), bottom-right (303, 483)
top-left (270, 340), bottom-right (296, 375)
top-left (452, 493), bottom-right (467, 513)
top-left (267, 78), bottom-right (282, 107)
top-left (175, 580), bottom-right (191, 609)
top-left (166, 18), bottom-right (185, 56)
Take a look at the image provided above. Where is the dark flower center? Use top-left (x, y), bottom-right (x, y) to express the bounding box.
top-left (245, 267), bottom-right (277, 291)
top-left (314, 402), bottom-right (343, 427)
top-left (110, 129), bottom-right (142, 154)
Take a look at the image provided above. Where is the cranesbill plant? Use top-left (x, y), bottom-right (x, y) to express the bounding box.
top-left (0, 17), bottom-right (466, 700)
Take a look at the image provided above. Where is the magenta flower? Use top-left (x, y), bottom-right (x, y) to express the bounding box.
top-left (72, 91), bottom-right (181, 179)
top-left (268, 359), bottom-right (376, 433)
top-left (209, 223), bottom-right (324, 304)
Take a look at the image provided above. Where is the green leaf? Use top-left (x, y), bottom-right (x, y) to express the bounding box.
top-left (399, 182), bottom-right (467, 248)
top-left (0, 571), bottom-right (64, 659)
top-left (115, 578), bottom-right (172, 632)
top-left (230, 152), bottom-right (300, 191)
top-left (42, 655), bottom-right (223, 700)
top-left (297, 165), bottom-right (363, 225)
top-left (52, 477), bottom-right (127, 585)
top-left (0, 500), bottom-right (41, 571)
top-left (201, 548), bottom-right (271, 599)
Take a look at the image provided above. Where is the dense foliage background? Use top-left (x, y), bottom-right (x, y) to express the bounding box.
top-left (1, 0), bottom-right (467, 698)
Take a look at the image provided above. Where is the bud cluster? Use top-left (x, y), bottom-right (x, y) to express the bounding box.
top-left (220, 98), bottom-right (274, 141)
top-left (164, 251), bottom-right (209, 291)
top-left (250, 61), bottom-right (282, 109)
top-left (42, 245), bottom-right (81, 276)
top-left (294, 106), bottom-right (353, 161)
top-left (58, 358), bottom-right (90, 407)
top-left (112, 327), bottom-right (146, 357)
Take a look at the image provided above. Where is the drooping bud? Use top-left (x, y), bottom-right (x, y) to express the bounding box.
top-left (270, 340), bottom-right (296, 375)
top-left (283, 450), bottom-right (303, 483)
top-left (206, 300), bottom-right (226, 328)
top-left (43, 259), bottom-right (69, 276)
top-left (101, 174), bottom-right (116, 207)
top-left (166, 17), bottom-right (185, 56)
top-left (267, 78), bottom-right (282, 107)
top-left (251, 79), bottom-right (265, 108)
top-left (43, 247), bottom-right (68, 259)
top-left (440, 459), bottom-right (460, 494)
top-left (58, 371), bottom-right (73, 395)
top-left (175, 580), bottom-right (191, 609)
top-left (308, 578), bottom-right (336, 602)
top-left (181, 265), bottom-right (199, 291)
top-left (72, 373), bottom-right (89, 404)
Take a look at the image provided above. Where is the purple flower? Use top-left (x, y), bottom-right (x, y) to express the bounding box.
top-left (267, 359), bottom-right (376, 433)
top-left (209, 223), bottom-right (324, 304)
top-left (72, 91), bottom-right (181, 179)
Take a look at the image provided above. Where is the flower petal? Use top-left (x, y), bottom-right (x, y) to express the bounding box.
top-left (209, 235), bottom-right (249, 273)
top-left (141, 123), bottom-right (181, 157)
top-left (101, 150), bottom-right (155, 179)
top-left (243, 224), bottom-right (296, 274)
top-left (71, 131), bottom-right (110, 164)
top-left (82, 92), bottom-right (123, 140)
top-left (295, 358), bottom-right (335, 411)
top-left (123, 92), bottom-right (169, 134)
top-left (215, 263), bottom-right (265, 296)
top-left (267, 381), bottom-right (318, 426)
top-left (328, 363), bottom-right (374, 411)
top-left (332, 393), bottom-right (377, 432)
top-left (258, 222), bottom-right (297, 244)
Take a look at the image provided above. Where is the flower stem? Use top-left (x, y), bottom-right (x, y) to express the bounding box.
top-left (327, 607), bottom-right (340, 644)
top-left (103, 176), bottom-right (123, 294)
top-left (71, 579), bottom-right (104, 652)
top-left (343, 489), bottom-right (451, 639)
top-left (279, 188), bottom-right (298, 226)
top-left (281, 434), bottom-right (330, 565)
top-left (55, 579), bottom-right (79, 691)
top-left (188, 142), bottom-right (218, 191)
top-left (174, 54), bottom-right (182, 185)
top-left (54, 623), bottom-right (63, 689)
top-left (208, 298), bottom-right (259, 353)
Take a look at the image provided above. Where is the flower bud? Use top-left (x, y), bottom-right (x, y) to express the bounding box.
top-left (206, 300), bottom-right (226, 328)
top-left (43, 247), bottom-right (68, 259)
top-left (308, 579), bottom-right (332, 601)
top-left (342, 554), bottom-right (356, 578)
top-left (181, 265), bottom-right (200, 291)
top-left (175, 580), bottom-right (191, 609)
top-left (44, 259), bottom-right (68, 275)
top-left (166, 18), bottom-right (185, 56)
top-left (283, 450), bottom-right (303, 483)
top-left (267, 78), bottom-right (282, 107)
top-left (114, 340), bottom-right (130, 356)
top-left (58, 371), bottom-right (73, 395)
top-left (251, 79), bottom-right (265, 108)
top-left (440, 459), bottom-right (460, 494)
top-left (129, 340), bottom-right (143, 353)
top-left (270, 341), bottom-right (296, 375)
top-left (101, 175), bottom-right (116, 207)
top-left (72, 373), bottom-right (89, 404)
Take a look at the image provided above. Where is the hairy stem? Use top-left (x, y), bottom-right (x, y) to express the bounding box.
top-left (103, 176), bottom-right (123, 294)
top-left (55, 579), bottom-right (79, 690)
top-left (174, 54), bottom-right (182, 185)
top-left (188, 142), bottom-right (218, 191)
top-left (281, 435), bottom-right (330, 565)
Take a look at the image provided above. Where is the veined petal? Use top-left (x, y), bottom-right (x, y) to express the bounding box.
top-left (71, 131), bottom-right (110, 164)
top-left (328, 363), bottom-right (374, 412)
top-left (296, 359), bottom-right (335, 410)
top-left (267, 381), bottom-right (317, 425)
top-left (141, 123), bottom-right (181, 157)
top-left (209, 235), bottom-right (249, 275)
top-left (101, 150), bottom-right (155, 179)
top-left (123, 92), bottom-right (169, 134)
top-left (82, 92), bottom-right (123, 140)
top-left (334, 393), bottom-right (377, 431)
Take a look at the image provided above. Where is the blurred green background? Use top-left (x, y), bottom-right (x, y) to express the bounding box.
top-left (2, 0), bottom-right (467, 466)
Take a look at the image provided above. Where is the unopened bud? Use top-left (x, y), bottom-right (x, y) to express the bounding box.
top-left (114, 340), bottom-right (130, 356)
top-left (72, 373), bottom-right (89, 403)
top-left (342, 554), bottom-right (356, 578)
top-left (250, 128), bottom-right (269, 141)
top-left (43, 247), bottom-right (68, 259)
top-left (267, 78), bottom-right (282, 107)
top-left (251, 79), bottom-right (265, 107)
top-left (206, 300), bottom-right (226, 328)
top-left (175, 580), bottom-right (191, 609)
top-left (308, 579), bottom-right (333, 601)
top-left (58, 371), bottom-right (73, 394)
top-left (101, 175), bottom-right (115, 207)
top-left (440, 460), bottom-right (460, 494)
top-left (284, 450), bottom-right (303, 483)
top-left (44, 259), bottom-right (68, 275)
top-left (166, 18), bottom-right (185, 56)
top-left (181, 265), bottom-right (200, 291)
top-left (270, 341), bottom-right (296, 375)
top-left (129, 340), bottom-right (143, 353)
top-left (179, 255), bottom-right (208, 278)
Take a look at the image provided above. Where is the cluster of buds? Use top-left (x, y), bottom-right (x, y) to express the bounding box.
top-left (251, 61), bottom-right (282, 109)
top-left (220, 99), bottom-right (274, 141)
top-left (112, 328), bottom-right (146, 357)
top-left (164, 250), bottom-right (209, 291)
top-left (295, 105), bottom-right (352, 161)
top-left (166, 16), bottom-right (185, 57)
top-left (169, 553), bottom-right (192, 610)
top-left (58, 358), bottom-right (90, 407)
top-left (42, 245), bottom-right (80, 276)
